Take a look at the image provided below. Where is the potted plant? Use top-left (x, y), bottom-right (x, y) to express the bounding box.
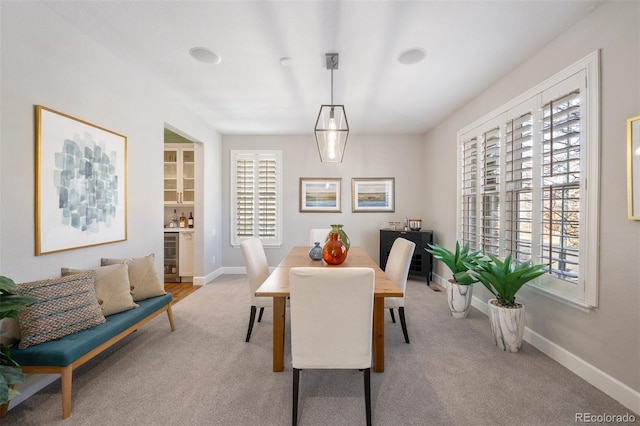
top-left (426, 241), bottom-right (482, 318)
top-left (0, 276), bottom-right (35, 404)
top-left (467, 254), bottom-right (546, 352)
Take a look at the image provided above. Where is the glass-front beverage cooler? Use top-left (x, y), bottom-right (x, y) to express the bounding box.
top-left (164, 232), bottom-right (180, 282)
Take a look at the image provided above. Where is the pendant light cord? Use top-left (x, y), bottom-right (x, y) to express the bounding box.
top-left (330, 66), bottom-right (334, 105)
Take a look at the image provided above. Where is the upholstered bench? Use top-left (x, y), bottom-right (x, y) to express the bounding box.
top-left (1, 293), bottom-right (174, 419)
top-left (0, 254), bottom-right (175, 420)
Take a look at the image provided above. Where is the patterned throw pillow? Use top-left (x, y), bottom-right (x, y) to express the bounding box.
top-left (101, 254), bottom-right (166, 301)
top-left (16, 271), bottom-right (106, 349)
top-left (61, 263), bottom-right (138, 316)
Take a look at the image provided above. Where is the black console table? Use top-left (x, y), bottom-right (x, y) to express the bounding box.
top-left (379, 229), bottom-right (434, 284)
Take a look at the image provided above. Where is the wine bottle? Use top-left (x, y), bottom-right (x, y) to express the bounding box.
top-left (179, 212), bottom-right (187, 228)
top-left (188, 212), bottom-right (194, 228)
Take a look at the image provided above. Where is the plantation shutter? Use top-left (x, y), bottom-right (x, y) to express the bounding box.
top-left (231, 151), bottom-right (282, 246)
top-left (457, 53), bottom-right (598, 307)
top-left (505, 112), bottom-right (534, 262)
top-left (236, 158), bottom-right (255, 237)
top-left (480, 127), bottom-right (500, 256)
top-left (541, 90), bottom-right (581, 284)
top-left (460, 136), bottom-right (478, 250)
top-left (258, 157), bottom-right (277, 238)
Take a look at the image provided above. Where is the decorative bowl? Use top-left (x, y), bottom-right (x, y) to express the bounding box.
top-left (409, 219), bottom-right (422, 231)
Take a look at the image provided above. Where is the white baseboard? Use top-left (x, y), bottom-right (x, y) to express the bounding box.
top-left (459, 278), bottom-right (640, 414)
top-left (194, 267), bottom-right (224, 285)
top-left (6, 374), bottom-right (59, 412)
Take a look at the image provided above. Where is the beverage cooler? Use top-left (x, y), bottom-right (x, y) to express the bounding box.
top-left (164, 232), bottom-right (180, 282)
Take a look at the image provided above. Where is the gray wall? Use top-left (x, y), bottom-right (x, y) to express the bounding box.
top-left (221, 134), bottom-right (426, 267)
top-left (424, 0), bottom-right (640, 395)
top-left (0, 2), bottom-right (223, 284)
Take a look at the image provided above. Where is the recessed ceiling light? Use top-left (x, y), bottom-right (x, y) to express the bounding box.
top-left (398, 48), bottom-right (426, 65)
top-left (280, 57), bottom-right (293, 67)
top-left (189, 47), bottom-right (221, 64)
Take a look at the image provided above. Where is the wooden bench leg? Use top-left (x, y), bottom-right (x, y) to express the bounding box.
top-left (166, 304), bottom-right (176, 331)
top-left (61, 366), bottom-right (72, 419)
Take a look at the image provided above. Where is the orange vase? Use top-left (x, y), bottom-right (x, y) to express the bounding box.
top-left (322, 231), bottom-right (348, 265)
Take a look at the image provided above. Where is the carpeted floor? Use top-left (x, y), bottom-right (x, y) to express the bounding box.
top-left (3, 275), bottom-right (637, 425)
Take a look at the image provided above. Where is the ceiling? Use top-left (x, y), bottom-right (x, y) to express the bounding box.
top-left (44, 0), bottom-right (603, 136)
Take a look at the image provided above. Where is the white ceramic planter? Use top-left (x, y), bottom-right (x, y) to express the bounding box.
top-left (487, 299), bottom-right (525, 352)
top-left (447, 280), bottom-right (473, 318)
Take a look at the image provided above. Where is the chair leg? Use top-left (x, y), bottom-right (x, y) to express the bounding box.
top-left (399, 307), bottom-right (410, 343)
top-left (257, 306), bottom-right (265, 322)
top-left (364, 368), bottom-right (371, 426)
top-left (388, 308), bottom-right (396, 323)
top-left (245, 305), bottom-right (257, 342)
top-left (293, 368), bottom-right (300, 426)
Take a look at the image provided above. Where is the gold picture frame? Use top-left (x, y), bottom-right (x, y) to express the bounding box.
top-left (351, 177), bottom-right (395, 212)
top-left (627, 115), bottom-right (640, 220)
top-left (299, 178), bottom-right (342, 212)
top-left (35, 105), bottom-right (128, 255)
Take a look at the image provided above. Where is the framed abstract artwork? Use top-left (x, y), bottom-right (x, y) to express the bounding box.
top-left (299, 178), bottom-right (341, 212)
top-left (627, 115), bottom-right (640, 220)
top-left (35, 105), bottom-right (127, 255)
top-left (351, 177), bottom-right (395, 212)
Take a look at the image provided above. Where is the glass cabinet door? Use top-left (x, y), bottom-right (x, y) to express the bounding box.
top-left (164, 146), bottom-right (195, 206)
top-left (181, 150), bottom-right (195, 203)
top-left (164, 150), bottom-right (179, 203)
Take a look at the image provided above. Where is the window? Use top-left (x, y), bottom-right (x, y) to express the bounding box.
top-left (231, 150), bottom-right (282, 247)
top-left (458, 51), bottom-right (599, 308)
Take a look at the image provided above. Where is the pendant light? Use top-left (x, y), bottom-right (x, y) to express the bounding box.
top-left (315, 53), bottom-right (349, 163)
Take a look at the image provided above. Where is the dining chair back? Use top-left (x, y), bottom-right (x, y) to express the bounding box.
top-left (289, 267), bottom-right (375, 426)
top-left (384, 237), bottom-right (416, 343)
top-left (309, 228), bottom-right (331, 246)
top-left (240, 237), bottom-right (271, 342)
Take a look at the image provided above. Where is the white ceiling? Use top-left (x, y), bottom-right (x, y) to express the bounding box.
top-left (44, 0), bottom-right (603, 135)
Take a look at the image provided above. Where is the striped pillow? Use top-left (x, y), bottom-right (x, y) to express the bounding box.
top-left (16, 271), bottom-right (106, 349)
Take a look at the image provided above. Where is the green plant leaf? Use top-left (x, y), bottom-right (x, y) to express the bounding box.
top-left (0, 365), bottom-right (27, 404)
top-left (469, 254), bottom-right (546, 306)
top-left (0, 276), bottom-right (17, 293)
top-left (426, 242), bottom-right (483, 282)
top-left (0, 275), bottom-right (36, 403)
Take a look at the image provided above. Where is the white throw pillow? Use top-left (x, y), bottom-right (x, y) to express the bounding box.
top-left (62, 263), bottom-right (138, 316)
top-left (101, 254), bottom-right (166, 301)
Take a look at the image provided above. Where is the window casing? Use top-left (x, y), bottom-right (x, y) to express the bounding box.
top-left (231, 150), bottom-right (282, 247)
top-left (457, 51), bottom-right (599, 308)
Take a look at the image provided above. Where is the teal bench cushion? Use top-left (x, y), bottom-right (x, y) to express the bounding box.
top-left (10, 293), bottom-right (172, 367)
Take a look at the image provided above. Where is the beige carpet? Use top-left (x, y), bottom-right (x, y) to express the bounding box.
top-left (3, 275), bottom-right (636, 425)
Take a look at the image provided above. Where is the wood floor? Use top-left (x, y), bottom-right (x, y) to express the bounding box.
top-left (164, 282), bottom-right (202, 304)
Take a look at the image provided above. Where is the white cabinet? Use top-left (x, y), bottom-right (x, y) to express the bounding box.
top-left (164, 144), bottom-right (195, 205)
top-left (179, 230), bottom-right (195, 279)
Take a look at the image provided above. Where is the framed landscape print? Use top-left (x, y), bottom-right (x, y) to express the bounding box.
top-left (351, 177), bottom-right (395, 212)
top-left (35, 105), bottom-right (127, 255)
top-left (628, 115), bottom-right (640, 220)
top-left (299, 178), bottom-right (341, 212)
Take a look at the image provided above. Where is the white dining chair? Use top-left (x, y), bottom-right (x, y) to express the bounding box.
top-left (309, 228), bottom-right (331, 246)
top-left (290, 267), bottom-right (375, 426)
top-left (240, 237), bottom-right (272, 342)
top-left (384, 237), bottom-right (416, 343)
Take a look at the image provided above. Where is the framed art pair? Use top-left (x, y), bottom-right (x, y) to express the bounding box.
top-left (299, 177), bottom-right (395, 213)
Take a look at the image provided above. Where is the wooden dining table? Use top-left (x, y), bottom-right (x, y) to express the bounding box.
top-left (255, 246), bottom-right (403, 373)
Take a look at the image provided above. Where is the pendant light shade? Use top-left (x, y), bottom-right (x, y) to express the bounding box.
top-left (315, 53), bottom-right (349, 163)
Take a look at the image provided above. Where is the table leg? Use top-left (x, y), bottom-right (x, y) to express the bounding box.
top-left (272, 296), bottom-right (286, 372)
top-left (372, 297), bottom-right (385, 372)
